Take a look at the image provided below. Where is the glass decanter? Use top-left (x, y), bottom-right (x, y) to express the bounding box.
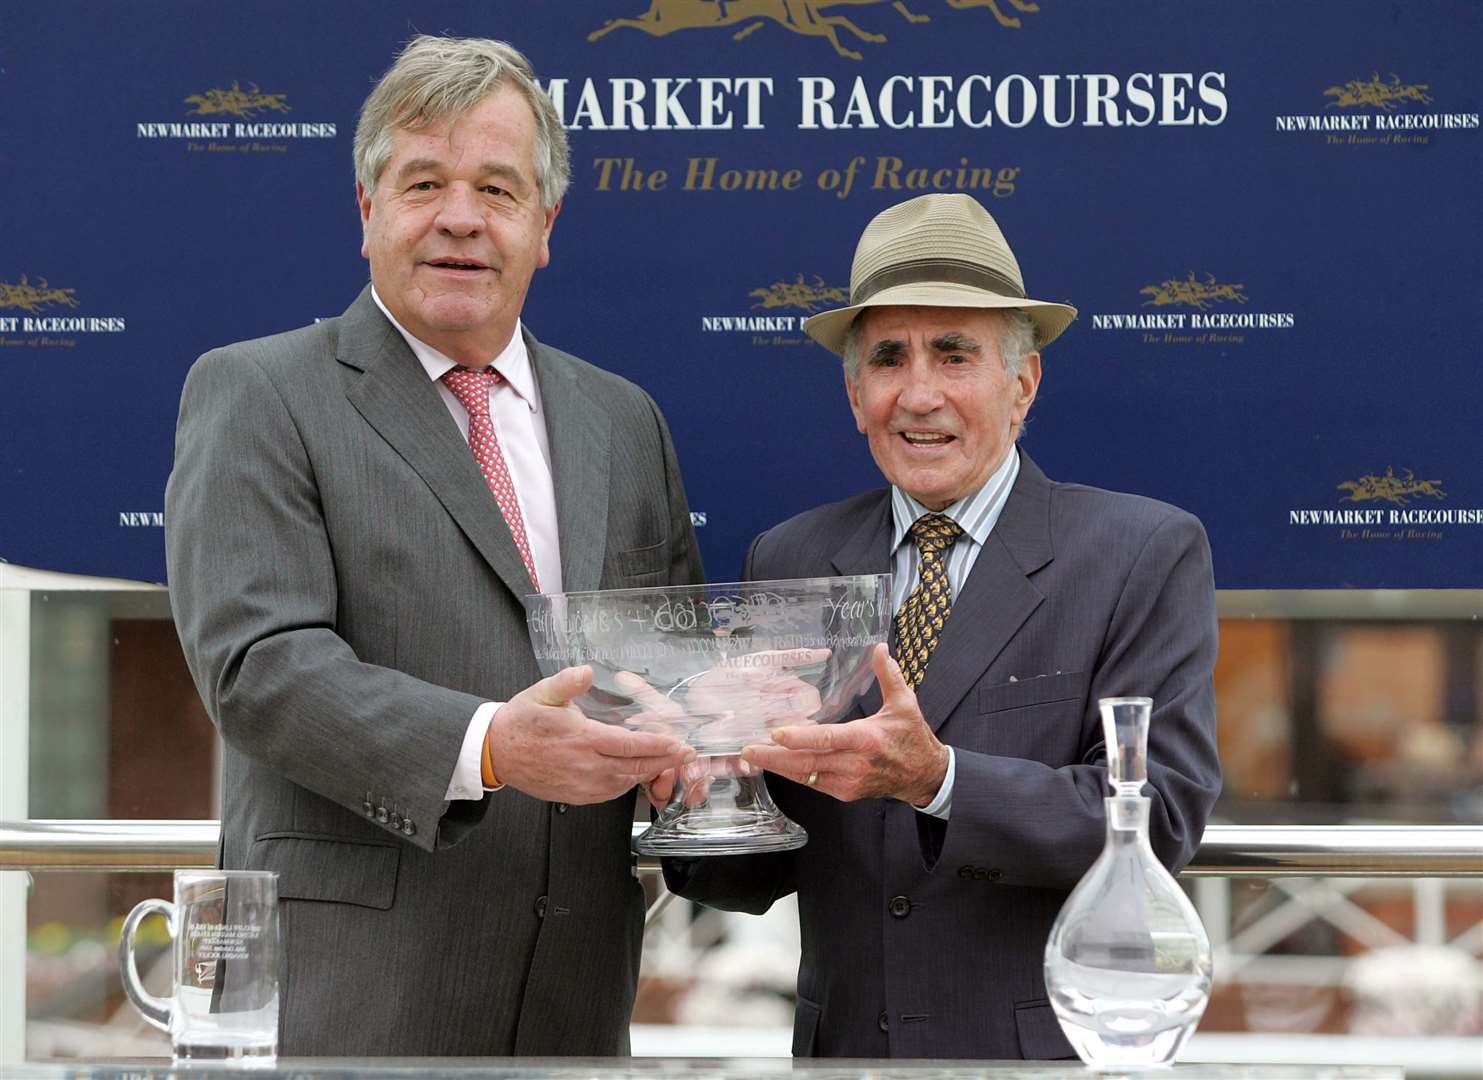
top-left (1044, 696), bottom-right (1212, 1069)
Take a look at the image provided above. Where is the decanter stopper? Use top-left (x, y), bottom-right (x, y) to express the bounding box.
top-left (1101, 696), bottom-right (1151, 795)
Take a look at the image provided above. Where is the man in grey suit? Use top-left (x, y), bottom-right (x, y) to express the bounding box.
top-left (665, 194), bottom-right (1221, 1059)
top-left (166, 36), bottom-right (702, 1056)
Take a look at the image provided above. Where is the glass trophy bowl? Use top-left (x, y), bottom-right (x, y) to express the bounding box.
top-left (524, 574), bottom-right (891, 855)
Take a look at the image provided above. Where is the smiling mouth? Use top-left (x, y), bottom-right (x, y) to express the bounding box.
top-left (900, 431), bottom-right (953, 447)
top-left (424, 258), bottom-right (491, 273)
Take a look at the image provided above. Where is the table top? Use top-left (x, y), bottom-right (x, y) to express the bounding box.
top-left (6, 1058), bottom-right (1408, 1079)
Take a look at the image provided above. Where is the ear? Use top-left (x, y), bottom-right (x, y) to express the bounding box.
top-left (844, 368), bottom-right (867, 435)
top-left (537, 200), bottom-right (561, 269)
top-left (356, 181), bottom-right (373, 260)
top-left (1012, 351), bottom-right (1042, 425)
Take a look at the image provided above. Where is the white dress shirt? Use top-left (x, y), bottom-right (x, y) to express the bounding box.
top-left (370, 288), bottom-right (559, 800)
top-left (887, 447), bottom-right (1021, 820)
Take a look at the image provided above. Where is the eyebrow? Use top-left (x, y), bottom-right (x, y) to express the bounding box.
top-left (866, 339), bottom-right (906, 364)
top-left (928, 332), bottom-right (982, 354)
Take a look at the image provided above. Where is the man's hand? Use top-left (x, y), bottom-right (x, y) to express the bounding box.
top-left (486, 666), bottom-right (695, 804)
top-left (614, 653), bottom-right (822, 810)
top-left (740, 644), bottom-right (949, 806)
top-left (642, 754), bottom-right (755, 811)
top-left (611, 672), bottom-right (699, 811)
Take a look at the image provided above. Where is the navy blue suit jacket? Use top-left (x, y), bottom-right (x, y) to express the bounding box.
top-left (665, 452), bottom-right (1221, 1059)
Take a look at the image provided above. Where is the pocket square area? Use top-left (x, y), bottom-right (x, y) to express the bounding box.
top-left (978, 671), bottom-right (1088, 714)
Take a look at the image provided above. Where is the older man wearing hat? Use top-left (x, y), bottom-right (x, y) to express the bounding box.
top-left (664, 194), bottom-right (1221, 1060)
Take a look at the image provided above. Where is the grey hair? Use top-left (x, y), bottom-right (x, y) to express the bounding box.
top-left (354, 35), bottom-right (570, 210)
top-left (842, 308), bottom-right (1038, 381)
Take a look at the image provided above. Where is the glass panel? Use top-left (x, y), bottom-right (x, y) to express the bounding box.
top-left (13, 586), bottom-right (1482, 1065)
top-left (26, 871), bottom-right (173, 1058)
top-left (28, 591), bottom-right (215, 821)
top-left (1213, 591), bottom-right (1483, 826)
top-left (20, 590), bottom-right (207, 1059)
top-left (1213, 619), bottom-right (1293, 802)
top-left (1197, 877), bottom-right (1483, 1044)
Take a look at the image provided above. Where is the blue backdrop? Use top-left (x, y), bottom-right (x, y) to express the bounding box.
top-left (3, 1), bottom-right (1480, 587)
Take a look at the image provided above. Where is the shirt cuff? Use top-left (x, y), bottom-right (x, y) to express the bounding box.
top-left (445, 701), bottom-right (504, 800)
top-left (914, 745), bottom-right (955, 820)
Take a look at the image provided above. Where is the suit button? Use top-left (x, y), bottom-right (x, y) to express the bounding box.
top-left (958, 865), bottom-right (974, 879)
top-left (389, 812), bottom-right (402, 830)
top-left (362, 801), bottom-right (374, 818)
top-left (888, 895), bottom-right (912, 918)
top-left (375, 806), bottom-right (389, 824)
top-left (986, 868), bottom-right (1003, 881)
top-left (401, 819), bottom-right (416, 837)
top-left (535, 895), bottom-right (548, 918)
top-left (557, 803), bottom-right (569, 814)
top-left (878, 1010), bottom-right (890, 1032)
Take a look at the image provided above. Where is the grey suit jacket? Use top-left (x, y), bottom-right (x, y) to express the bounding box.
top-left (665, 452), bottom-right (1220, 1060)
top-left (165, 287), bottom-right (703, 1056)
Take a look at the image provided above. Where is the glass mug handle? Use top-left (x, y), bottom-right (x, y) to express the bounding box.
top-left (118, 897), bottom-right (176, 1031)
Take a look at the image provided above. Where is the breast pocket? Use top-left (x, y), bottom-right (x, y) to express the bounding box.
top-left (957, 671), bottom-right (1089, 761)
top-left (616, 541), bottom-right (668, 586)
top-left (978, 671), bottom-right (1087, 715)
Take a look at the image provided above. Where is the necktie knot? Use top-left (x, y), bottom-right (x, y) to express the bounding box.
top-left (910, 513), bottom-right (963, 554)
top-left (441, 366), bottom-right (503, 416)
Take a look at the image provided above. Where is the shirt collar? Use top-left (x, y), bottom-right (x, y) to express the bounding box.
top-left (370, 286), bottom-right (538, 412)
top-left (890, 447), bottom-right (1020, 554)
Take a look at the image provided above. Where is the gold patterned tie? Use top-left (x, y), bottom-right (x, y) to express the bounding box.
top-left (894, 513), bottom-right (964, 689)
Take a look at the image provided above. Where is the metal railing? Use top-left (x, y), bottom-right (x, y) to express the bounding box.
top-left (3, 819), bottom-right (1480, 877)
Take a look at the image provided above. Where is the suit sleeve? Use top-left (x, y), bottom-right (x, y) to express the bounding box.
top-left (661, 529), bottom-right (799, 912)
top-left (930, 509), bottom-right (1221, 890)
top-left (165, 348), bottom-right (488, 853)
top-left (646, 390), bottom-right (705, 588)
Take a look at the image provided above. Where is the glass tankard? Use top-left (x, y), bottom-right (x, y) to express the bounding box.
top-left (119, 869), bottom-right (280, 1064)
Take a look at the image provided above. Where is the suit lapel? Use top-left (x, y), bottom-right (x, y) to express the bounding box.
top-left (338, 288), bottom-right (538, 600)
top-left (913, 452), bottom-right (1056, 732)
top-left (528, 331), bottom-right (611, 594)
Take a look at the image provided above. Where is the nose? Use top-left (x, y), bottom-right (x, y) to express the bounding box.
top-left (895, 362), bottom-right (945, 415)
top-left (433, 183), bottom-right (482, 238)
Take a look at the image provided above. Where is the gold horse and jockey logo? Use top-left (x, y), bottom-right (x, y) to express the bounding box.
top-left (0, 276), bottom-right (80, 314)
top-left (590, 0), bottom-right (1040, 61)
top-left (1323, 73), bottom-right (1434, 112)
top-left (184, 82), bottom-right (291, 119)
top-left (750, 275), bottom-right (849, 312)
top-left (1139, 272), bottom-right (1248, 311)
top-left (1337, 468), bottom-right (1446, 507)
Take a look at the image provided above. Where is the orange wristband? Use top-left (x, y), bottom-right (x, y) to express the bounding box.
top-left (481, 732), bottom-right (500, 788)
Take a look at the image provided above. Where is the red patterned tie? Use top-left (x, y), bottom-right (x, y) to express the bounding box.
top-left (441, 366), bottom-right (540, 591)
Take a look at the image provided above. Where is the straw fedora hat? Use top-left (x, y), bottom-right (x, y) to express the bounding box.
top-left (802, 194), bottom-right (1078, 356)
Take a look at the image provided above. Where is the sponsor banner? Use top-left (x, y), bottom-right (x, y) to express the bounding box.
top-left (1287, 470), bottom-right (1483, 543)
top-left (136, 82), bottom-right (338, 153)
top-left (0, 277), bottom-right (127, 350)
top-left (1275, 73), bottom-right (1480, 147)
top-left (701, 277), bottom-right (842, 347)
top-left (1089, 274), bottom-right (1294, 348)
top-left (0, 1), bottom-right (1479, 587)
